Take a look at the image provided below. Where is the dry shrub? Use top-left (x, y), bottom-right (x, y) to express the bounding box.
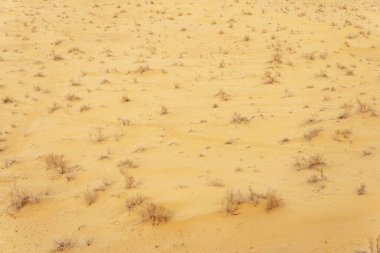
top-left (367, 235), bottom-right (380, 253)
top-left (231, 113), bottom-right (249, 124)
top-left (45, 154), bottom-right (70, 174)
top-left (84, 190), bottom-right (97, 205)
top-left (304, 128), bottom-right (323, 141)
top-left (7, 186), bottom-right (38, 213)
top-left (51, 238), bottom-right (74, 252)
top-left (357, 99), bottom-right (374, 114)
top-left (295, 154), bottom-right (326, 170)
top-left (139, 202), bottom-right (172, 225)
top-left (121, 95), bottom-right (130, 103)
top-left (119, 168), bottom-right (135, 189)
top-left (117, 159), bottom-right (138, 169)
top-left (262, 71), bottom-right (279, 84)
top-left (215, 89), bottom-right (231, 101)
top-left (333, 129), bottom-right (352, 142)
top-left (125, 194), bottom-right (145, 211)
top-left (207, 179), bottom-right (225, 187)
top-left (160, 105), bottom-right (168, 115)
top-left (307, 170), bottom-right (327, 184)
top-left (357, 183), bottom-right (366, 195)
top-left (264, 190), bottom-right (283, 212)
top-left (247, 187), bottom-right (264, 206)
top-left (223, 190), bottom-right (244, 215)
top-left (65, 93), bottom-right (80, 102)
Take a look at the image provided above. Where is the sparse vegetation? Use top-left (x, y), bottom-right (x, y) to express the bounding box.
top-left (139, 202), bottom-right (172, 225)
top-left (295, 154), bottom-right (326, 170)
top-left (7, 186), bottom-right (38, 213)
top-left (45, 154), bottom-right (70, 174)
top-left (119, 168), bottom-right (136, 189)
top-left (125, 194), bottom-right (145, 211)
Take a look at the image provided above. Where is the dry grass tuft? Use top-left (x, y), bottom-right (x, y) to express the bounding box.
top-left (264, 190), bottom-right (283, 212)
top-left (84, 190), bottom-right (97, 205)
top-left (7, 186), bottom-right (38, 213)
top-left (304, 128), bottom-right (324, 141)
top-left (295, 154), bottom-right (326, 170)
top-left (139, 202), bottom-right (172, 225)
top-left (357, 99), bottom-right (374, 114)
top-left (125, 194), bottom-right (145, 211)
top-left (215, 89), bottom-right (231, 101)
top-left (45, 154), bottom-right (70, 174)
top-left (51, 238), bottom-right (74, 252)
top-left (223, 190), bottom-right (244, 215)
top-left (357, 183), bottom-right (367, 195)
top-left (117, 159), bottom-right (138, 169)
top-left (307, 170), bottom-right (327, 184)
top-left (119, 168), bottom-right (136, 189)
top-left (231, 113), bottom-right (249, 124)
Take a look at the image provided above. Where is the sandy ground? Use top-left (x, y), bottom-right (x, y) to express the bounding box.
top-left (1, 0), bottom-right (380, 252)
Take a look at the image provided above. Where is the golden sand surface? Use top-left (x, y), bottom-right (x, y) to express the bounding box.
top-left (0, 0), bottom-right (380, 252)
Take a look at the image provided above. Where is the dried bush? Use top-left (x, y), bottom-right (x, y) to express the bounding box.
top-left (295, 154), bottom-right (326, 170)
top-left (84, 190), bottom-right (97, 205)
top-left (7, 186), bottom-right (38, 213)
top-left (139, 202), bottom-right (172, 225)
top-left (125, 194), bottom-right (145, 211)
top-left (357, 99), bottom-right (374, 114)
top-left (231, 113), bottom-right (249, 124)
top-left (51, 238), bottom-right (74, 252)
top-left (45, 154), bottom-right (70, 174)
top-left (357, 183), bottom-right (366, 195)
top-left (222, 190), bottom-right (244, 215)
top-left (264, 190), bottom-right (283, 212)
top-left (117, 159), bottom-right (138, 169)
top-left (119, 168), bottom-right (136, 189)
top-left (304, 128), bottom-right (323, 141)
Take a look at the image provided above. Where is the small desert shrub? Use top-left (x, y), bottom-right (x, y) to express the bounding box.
top-left (368, 235), bottom-right (380, 253)
top-left (262, 71), bottom-right (279, 84)
top-left (119, 168), bottom-right (136, 189)
top-left (264, 190), bottom-right (283, 212)
top-left (117, 159), bottom-right (138, 169)
top-left (8, 186), bottom-right (38, 213)
top-left (2, 96), bottom-right (15, 104)
top-left (53, 54), bottom-right (64, 61)
top-left (84, 190), bottom-right (97, 205)
top-left (207, 179), bottom-right (225, 187)
top-left (92, 128), bottom-right (106, 143)
top-left (231, 113), bottom-right (249, 124)
top-left (160, 105), bottom-right (168, 115)
top-left (295, 154), bottom-right (326, 170)
top-left (65, 93), bottom-right (80, 102)
top-left (79, 104), bottom-right (90, 112)
top-left (48, 103), bottom-right (60, 113)
top-left (357, 99), bottom-right (374, 114)
top-left (214, 89), bottom-right (230, 101)
top-left (357, 183), bottom-right (366, 195)
top-left (303, 114), bottom-right (319, 125)
top-left (304, 128), bottom-right (323, 141)
top-left (247, 187), bottom-right (264, 206)
top-left (125, 194), bottom-right (145, 211)
top-left (51, 238), bottom-right (74, 252)
top-left (121, 95), bottom-right (130, 103)
top-left (333, 129), bottom-right (352, 142)
top-left (222, 190), bottom-right (244, 215)
top-left (307, 170), bottom-right (327, 184)
top-left (139, 202), bottom-right (172, 225)
top-left (45, 154), bottom-right (69, 174)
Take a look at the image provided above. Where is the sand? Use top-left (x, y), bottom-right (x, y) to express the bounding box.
top-left (1, 0), bottom-right (380, 252)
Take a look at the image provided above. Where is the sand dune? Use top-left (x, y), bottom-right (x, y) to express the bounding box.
top-left (1, 0), bottom-right (380, 252)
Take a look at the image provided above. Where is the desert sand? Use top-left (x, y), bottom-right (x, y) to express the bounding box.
top-left (1, 0), bottom-right (380, 252)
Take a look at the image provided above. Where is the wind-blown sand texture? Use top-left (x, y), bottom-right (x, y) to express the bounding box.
top-left (1, 0), bottom-right (380, 252)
